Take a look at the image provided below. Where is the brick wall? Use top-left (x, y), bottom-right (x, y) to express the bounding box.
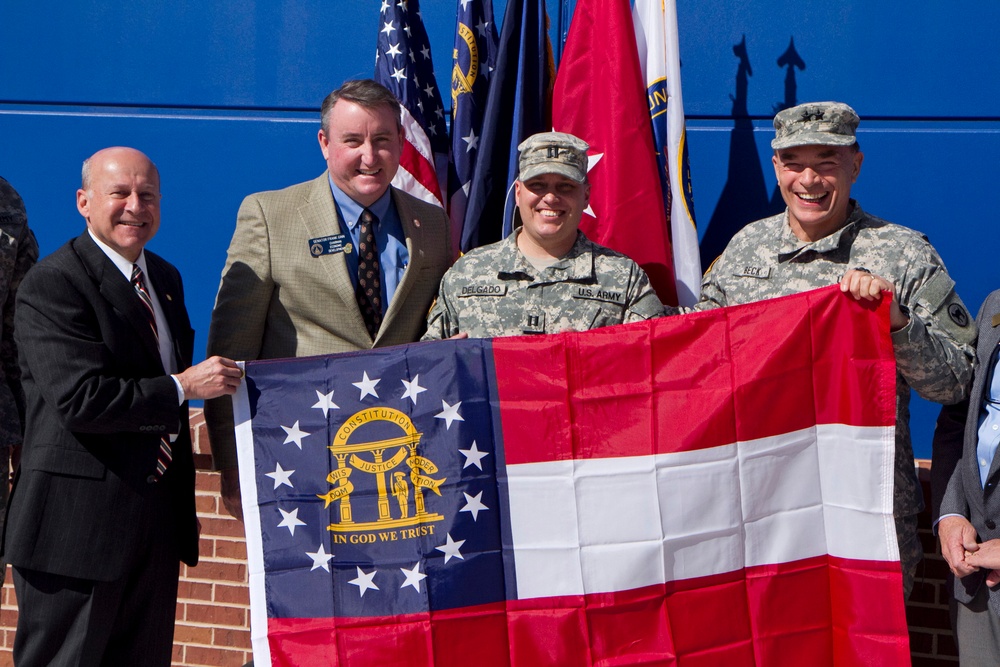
top-left (910, 461), bottom-right (959, 665)
top-left (0, 414), bottom-right (962, 665)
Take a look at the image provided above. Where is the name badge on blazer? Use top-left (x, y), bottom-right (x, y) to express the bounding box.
top-left (309, 234), bottom-right (352, 257)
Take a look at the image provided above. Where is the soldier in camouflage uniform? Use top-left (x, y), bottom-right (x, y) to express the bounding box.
top-left (423, 132), bottom-right (663, 339)
top-left (0, 177), bottom-right (39, 571)
top-left (695, 101), bottom-right (975, 598)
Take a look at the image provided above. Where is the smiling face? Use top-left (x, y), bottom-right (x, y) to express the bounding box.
top-left (514, 173), bottom-right (590, 259)
top-left (772, 144), bottom-right (863, 242)
top-left (77, 147), bottom-right (161, 262)
top-left (318, 99), bottom-right (402, 207)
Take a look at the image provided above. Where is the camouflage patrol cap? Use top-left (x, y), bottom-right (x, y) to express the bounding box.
top-left (518, 131), bottom-right (589, 183)
top-left (771, 101), bottom-right (860, 150)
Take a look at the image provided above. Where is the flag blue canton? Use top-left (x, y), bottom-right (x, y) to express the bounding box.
top-left (247, 342), bottom-right (507, 619)
top-left (374, 0), bottom-right (448, 156)
top-left (448, 0), bottom-right (498, 226)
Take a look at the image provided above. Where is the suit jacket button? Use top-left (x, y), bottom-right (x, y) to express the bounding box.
top-left (146, 475), bottom-right (157, 484)
top-left (988, 520), bottom-right (997, 530)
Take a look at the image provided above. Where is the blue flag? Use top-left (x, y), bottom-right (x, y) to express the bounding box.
top-left (460, 0), bottom-right (552, 251)
top-left (448, 0), bottom-right (498, 251)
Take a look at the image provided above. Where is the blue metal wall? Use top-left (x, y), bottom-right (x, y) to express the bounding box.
top-left (2, 0), bottom-right (996, 455)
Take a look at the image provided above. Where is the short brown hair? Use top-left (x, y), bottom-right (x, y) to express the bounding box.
top-left (320, 79), bottom-right (402, 136)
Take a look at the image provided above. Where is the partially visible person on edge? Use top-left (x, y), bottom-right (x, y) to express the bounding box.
top-left (1, 147), bottom-right (242, 666)
top-left (933, 290), bottom-right (1000, 664)
top-left (692, 101), bottom-right (975, 598)
top-left (422, 131), bottom-right (663, 340)
top-left (0, 176), bottom-right (38, 573)
top-left (205, 79), bottom-right (452, 521)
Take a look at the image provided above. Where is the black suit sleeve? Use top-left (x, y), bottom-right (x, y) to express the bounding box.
top-left (15, 263), bottom-right (180, 435)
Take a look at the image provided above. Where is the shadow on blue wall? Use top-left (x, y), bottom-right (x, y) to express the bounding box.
top-left (699, 35), bottom-right (810, 268)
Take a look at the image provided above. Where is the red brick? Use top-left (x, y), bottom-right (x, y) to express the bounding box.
top-left (185, 560), bottom-right (247, 584)
top-left (185, 602), bottom-right (246, 628)
top-left (937, 629), bottom-right (958, 656)
top-left (171, 643), bottom-right (184, 664)
top-left (196, 471), bottom-right (221, 493)
top-left (906, 604), bottom-right (952, 630)
top-left (178, 580), bottom-right (213, 602)
top-left (909, 580), bottom-right (939, 605)
top-left (192, 453), bottom-right (214, 471)
top-left (213, 627), bottom-right (252, 649)
top-left (214, 583), bottom-right (250, 606)
top-left (911, 658), bottom-right (958, 667)
top-left (909, 630), bottom-right (934, 654)
top-left (214, 539), bottom-right (247, 560)
top-left (183, 645), bottom-right (249, 666)
top-left (173, 623), bottom-right (213, 645)
top-left (196, 494), bottom-right (219, 514)
top-left (199, 517), bottom-right (247, 539)
top-left (921, 557), bottom-right (951, 580)
top-left (0, 609), bottom-right (17, 628)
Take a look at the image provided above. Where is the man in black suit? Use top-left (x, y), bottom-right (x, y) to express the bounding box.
top-left (1, 147), bottom-right (243, 666)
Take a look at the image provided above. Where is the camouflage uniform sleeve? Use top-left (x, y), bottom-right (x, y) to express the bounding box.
top-left (891, 255), bottom-right (975, 406)
top-left (421, 273), bottom-right (459, 341)
top-left (622, 262), bottom-right (666, 322)
top-left (690, 254), bottom-right (727, 312)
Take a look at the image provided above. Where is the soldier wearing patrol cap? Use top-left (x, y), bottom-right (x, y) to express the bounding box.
top-left (423, 131), bottom-right (663, 339)
top-left (695, 101), bottom-right (976, 599)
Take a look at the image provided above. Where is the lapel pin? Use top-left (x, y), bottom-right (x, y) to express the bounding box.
top-left (992, 313), bottom-right (1000, 328)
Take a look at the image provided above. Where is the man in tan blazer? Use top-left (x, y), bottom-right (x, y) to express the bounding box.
top-left (205, 79), bottom-right (451, 519)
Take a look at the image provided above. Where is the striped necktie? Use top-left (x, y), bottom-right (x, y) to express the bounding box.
top-left (131, 264), bottom-right (172, 480)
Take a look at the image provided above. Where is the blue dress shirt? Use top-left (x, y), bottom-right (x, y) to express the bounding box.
top-left (977, 343), bottom-right (1000, 487)
top-left (329, 178), bottom-right (409, 315)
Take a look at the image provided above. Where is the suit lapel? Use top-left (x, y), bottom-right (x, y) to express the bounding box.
top-left (74, 234), bottom-right (163, 366)
top-left (297, 174), bottom-right (372, 345)
top-left (979, 307), bottom-right (1000, 487)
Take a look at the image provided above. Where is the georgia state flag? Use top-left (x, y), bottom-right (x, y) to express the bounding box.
top-left (235, 286), bottom-right (910, 666)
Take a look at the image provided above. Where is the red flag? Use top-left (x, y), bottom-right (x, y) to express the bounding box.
top-left (236, 287), bottom-right (910, 665)
top-left (552, 0), bottom-right (678, 305)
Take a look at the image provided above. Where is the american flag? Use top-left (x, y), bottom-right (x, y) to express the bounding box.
top-left (374, 0), bottom-right (448, 208)
top-left (448, 0), bottom-right (498, 251)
